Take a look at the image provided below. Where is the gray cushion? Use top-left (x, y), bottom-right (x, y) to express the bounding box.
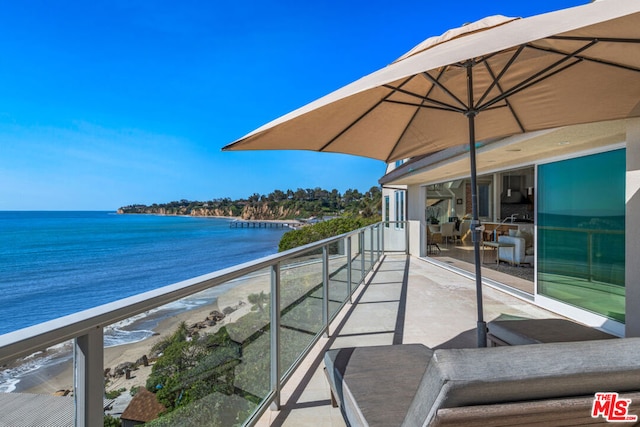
top-left (402, 338), bottom-right (640, 426)
top-left (488, 319), bottom-right (616, 345)
top-left (324, 344), bottom-right (433, 427)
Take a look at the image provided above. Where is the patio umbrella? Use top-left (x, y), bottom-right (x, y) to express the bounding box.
top-left (223, 0), bottom-right (640, 347)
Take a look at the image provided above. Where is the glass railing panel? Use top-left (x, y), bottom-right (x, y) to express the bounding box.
top-left (372, 226), bottom-right (380, 265)
top-left (363, 230), bottom-right (373, 274)
top-left (138, 269), bottom-right (272, 427)
top-left (0, 342), bottom-right (75, 425)
top-left (327, 237), bottom-right (351, 318)
top-left (350, 234), bottom-right (364, 295)
top-left (372, 224), bottom-right (379, 263)
top-left (279, 251), bottom-right (324, 377)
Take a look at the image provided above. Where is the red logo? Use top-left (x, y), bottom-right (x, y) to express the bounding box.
top-left (592, 392), bottom-right (638, 422)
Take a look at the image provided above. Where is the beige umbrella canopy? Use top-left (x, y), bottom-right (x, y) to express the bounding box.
top-left (224, 0), bottom-right (640, 346)
top-left (225, 1), bottom-right (640, 162)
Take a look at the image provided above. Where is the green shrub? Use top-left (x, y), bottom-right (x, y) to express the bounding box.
top-left (104, 414), bottom-right (122, 427)
top-left (278, 216), bottom-right (379, 252)
top-left (105, 387), bottom-right (126, 399)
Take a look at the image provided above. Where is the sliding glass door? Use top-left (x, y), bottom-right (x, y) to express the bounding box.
top-left (537, 149), bottom-right (625, 322)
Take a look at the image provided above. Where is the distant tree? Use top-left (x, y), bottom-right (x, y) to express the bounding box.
top-left (294, 188), bottom-right (306, 201)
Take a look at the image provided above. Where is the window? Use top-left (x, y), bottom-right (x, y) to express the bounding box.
top-left (384, 196), bottom-right (390, 228)
top-left (394, 191), bottom-right (405, 229)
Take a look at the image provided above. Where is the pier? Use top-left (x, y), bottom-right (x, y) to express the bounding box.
top-left (230, 219), bottom-right (302, 229)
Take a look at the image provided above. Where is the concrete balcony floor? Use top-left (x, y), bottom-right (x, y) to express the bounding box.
top-left (256, 254), bottom-right (562, 426)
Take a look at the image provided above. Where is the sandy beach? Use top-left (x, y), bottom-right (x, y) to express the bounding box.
top-left (20, 270), bottom-right (272, 396)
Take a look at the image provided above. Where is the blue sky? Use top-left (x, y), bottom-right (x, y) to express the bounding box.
top-left (0, 0), bottom-right (586, 210)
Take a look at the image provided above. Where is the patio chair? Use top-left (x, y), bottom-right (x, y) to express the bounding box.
top-left (456, 220), bottom-right (472, 244)
top-left (439, 222), bottom-right (455, 245)
top-left (426, 225), bottom-right (442, 254)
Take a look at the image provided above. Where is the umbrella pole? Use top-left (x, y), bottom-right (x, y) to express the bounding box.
top-left (466, 63), bottom-right (487, 348)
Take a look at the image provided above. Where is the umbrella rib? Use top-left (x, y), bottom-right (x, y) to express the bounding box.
top-left (477, 40), bottom-right (596, 112)
top-left (384, 106), bottom-right (424, 164)
top-left (482, 60), bottom-right (526, 133)
top-left (548, 36), bottom-right (640, 44)
top-left (382, 85), bottom-right (466, 113)
top-left (527, 44), bottom-right (640, 74)
top-left (317, 76), bottom-right (415, 153)
top-left (422, 70), bottom-right (469, 111)
top-left (474, 45), bottom-right (525, 109)
top-left (576, 56), bottom-right (640, 74)
top-left (384, 99), bottom-right (464, 113)
top-left (385, 67), bottom-right (450, 162)
top-left (481, 59), bottom-right (583, 111)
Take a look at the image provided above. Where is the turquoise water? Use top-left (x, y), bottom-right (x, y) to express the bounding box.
top-left (0, 211), bottom-right (288, 336)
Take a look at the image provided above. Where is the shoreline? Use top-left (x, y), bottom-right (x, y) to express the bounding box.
top-left (116, 212), bottom-right (241, 220)
top-left (14, 270), bottom-right (271, 396)
top-left (116, 211), bottom-right (306, 223)
top-left (120, 213), bottom-right (304, 223)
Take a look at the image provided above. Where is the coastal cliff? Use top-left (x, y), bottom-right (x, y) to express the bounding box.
top-left (117, 206), bottom-right (237, 217)
top-left (118, 187), bottom-right (382, 221)
top-left (116, 204), bottom-right (302, 220)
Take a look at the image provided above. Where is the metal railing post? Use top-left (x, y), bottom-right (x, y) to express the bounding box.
top-left (74, 327), bottom-right (104, 427)
top-left (347, 236), bottom-right (352, 303)
top-left (270, 263), bottom-right (281, 410)
top-left (322, 246), bottom-right (330, 337)
top-left (381, 222), bottom-right (385, 254)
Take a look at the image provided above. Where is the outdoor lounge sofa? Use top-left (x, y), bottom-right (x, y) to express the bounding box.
top-left (324, 338), bottom-right (640, 426)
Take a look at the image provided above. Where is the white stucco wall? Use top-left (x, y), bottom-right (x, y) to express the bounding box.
top-left (626, 118), bottom-right (640, 337)
top-left (407, 184), bottom-right (426, 257)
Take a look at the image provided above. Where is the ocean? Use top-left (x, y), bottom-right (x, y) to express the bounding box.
top-left (0, 211), bottom-right (288, 392)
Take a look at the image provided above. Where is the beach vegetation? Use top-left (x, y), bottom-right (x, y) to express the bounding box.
top-left (105, 387), bottom-right (127, 399)
top-left (103, 415), bottom-right (122, 427)
top-left (278, 215), bottom-right (379, 252)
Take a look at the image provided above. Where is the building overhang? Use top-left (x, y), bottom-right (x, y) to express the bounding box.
top-left (379, 119), bottom-right (627, 186)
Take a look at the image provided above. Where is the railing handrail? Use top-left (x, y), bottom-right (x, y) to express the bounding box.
top-left (538, 225), bottom-right (624, 235)
top-left (0, 221), bottom-right (389, 365)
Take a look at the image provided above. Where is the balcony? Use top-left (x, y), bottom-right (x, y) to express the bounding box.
top-left (0, 222), bottom-right (562, 426)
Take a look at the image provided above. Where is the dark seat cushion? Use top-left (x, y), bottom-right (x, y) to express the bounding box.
top-left (488, 319), bottom-right (617, 345)
top-left (324, 344), bottom-right (433, 427)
